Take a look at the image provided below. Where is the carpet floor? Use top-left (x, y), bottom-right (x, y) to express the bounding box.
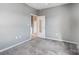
top-left (0, 37), bottom-right (78, 55)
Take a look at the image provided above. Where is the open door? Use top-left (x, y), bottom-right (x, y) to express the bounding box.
top-left (37, 16), bottom-right (45, 38)
top-left (31, 15), bottom-right (45, 38)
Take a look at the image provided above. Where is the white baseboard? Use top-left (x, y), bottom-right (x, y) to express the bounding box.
top-left (0, 37), bottom-right (77, 52)
top-left (0, 38), bottom-right (31, 52)
top-left (44, 37), bottom-right (77, 44)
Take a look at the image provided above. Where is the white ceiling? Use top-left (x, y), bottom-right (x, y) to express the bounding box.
top-left (26, 3), bottom-right (67, 10)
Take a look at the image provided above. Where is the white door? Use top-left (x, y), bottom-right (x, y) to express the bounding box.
top-left (37, 16), bottom-right (45, 38)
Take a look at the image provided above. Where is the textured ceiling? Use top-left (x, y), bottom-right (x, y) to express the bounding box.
top-left (26, 3), bottom-right (66, 10)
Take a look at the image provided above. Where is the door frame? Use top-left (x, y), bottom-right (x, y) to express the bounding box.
top-left (30, 14), bottom-right (45, 39)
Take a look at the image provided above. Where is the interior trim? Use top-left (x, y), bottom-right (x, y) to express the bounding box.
top-left (44, 37), bottom-right (77, 44)
top-left (0, 37), bottom-right (77, 52)
top-left (0, 38), bottom-right (31, 52)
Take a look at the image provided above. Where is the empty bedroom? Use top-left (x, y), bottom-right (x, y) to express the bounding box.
top-left (0, 3), bottom-right (79, 55)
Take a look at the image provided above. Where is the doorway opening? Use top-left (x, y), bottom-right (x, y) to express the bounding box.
top-left (31, 15), bottom-right (45, 38)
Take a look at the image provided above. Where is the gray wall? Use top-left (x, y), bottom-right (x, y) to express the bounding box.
top-left (0, 3), bottom-right (37, 50)
top-left (38, 4), bottom-right (76, 43)
top-left (70, 4), bottom-right (79, 45)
